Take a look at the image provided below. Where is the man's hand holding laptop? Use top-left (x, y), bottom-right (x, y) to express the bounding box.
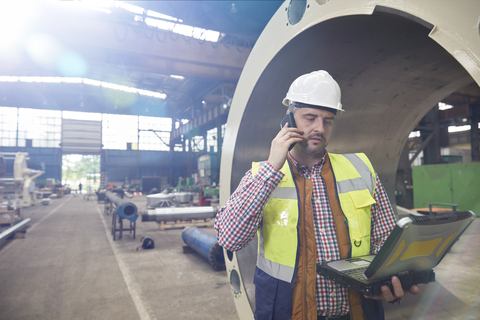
top-left (366, 276), bottom-right (420, 303)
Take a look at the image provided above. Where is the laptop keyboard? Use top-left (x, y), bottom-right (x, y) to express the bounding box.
top-left (342, 267), bottom-right (368, 280)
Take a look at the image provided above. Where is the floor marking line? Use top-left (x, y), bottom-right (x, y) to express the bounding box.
top-left (0, 196), bottom-right (72, 257)
top-left (96, 205), bottom-right (156, 320)
top-left (27, 196), bottom-right (72, 233)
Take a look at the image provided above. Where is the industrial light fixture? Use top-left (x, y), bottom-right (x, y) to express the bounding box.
top-left (222, 95), bottom-right (232, 109)
top-left (0, 76), bottom-right (167, 99)
top-left (170, 75), bottom-right (184, 80)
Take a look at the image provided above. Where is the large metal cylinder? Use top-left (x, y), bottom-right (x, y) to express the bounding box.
top-left (141, 206), bottom-right (218, 222)
top-left (105, 191), bottom-right (138, 222)
top-left (181, 226), bottom-right (226, 270)
top-left (219, 1), bottom-right (480, 319)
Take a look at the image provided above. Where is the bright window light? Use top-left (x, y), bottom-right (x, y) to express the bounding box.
top-left (0, 107), bottom-right (18, 147)
top-left (91, 7), bottom-right (111, 14)
top-left (207, 128), bottom-right (217, 153)
top-left (53, 2), bottom-right (221, 43)
top-left (142, 17), bottom-right (220, 42)
top-left (0, 2), bottom-right (33, 52)
top-left (409, 131), bottom-right (420, 138)
top-left (18, 108), bottom-right (62, 148)
top-left (0, 76), bottom-right (166, 100)
top-left (63, 110), bottom-right (102, 121)
top-left (147, 10), bottom-right (181, 22)
top-left (83, 78), bottom-right (102, 87)
top-left (115, 3), bottom-right (144, 15)
top-left (102, 114), bottom-right (138, 150)
top-left (191, 136), bottom-right (204, 152)
top-left (175, 119), bottom-right (189, 129)
top-left (448, 125), bottom-right (470, 133)
top-left (438, 102), bottom-right (453, 110)
top-left (448, 123), bottom-right (480, 133)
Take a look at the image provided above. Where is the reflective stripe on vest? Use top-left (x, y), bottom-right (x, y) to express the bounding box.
top-left (329, 153), bottom-right (376, 257)
top-left (252, 153), bottom-right (376, 282)
top-left (252, 161), bottom-right (297, 283)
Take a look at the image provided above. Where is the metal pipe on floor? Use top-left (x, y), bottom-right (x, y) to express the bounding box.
top-left (182, 226), bottom-right (225, 270)
top-left (105, 191), bottom-right (138, 222)
top-left (141, 206), bottom-right (218, 222)
top-left (0, 218), bottom-right (31, 246)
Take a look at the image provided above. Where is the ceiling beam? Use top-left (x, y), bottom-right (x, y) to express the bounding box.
top-left (8, 5), bottom-right (250, 81)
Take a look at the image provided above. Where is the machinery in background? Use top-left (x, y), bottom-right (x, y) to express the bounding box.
top-left (146, 191), bottom-right (194, 209)
top-left (0, 152), bottom-right (44, 208)
top-left (176, 176), bottom-right (199, 193)
top-left (198, 154), bottom-right (218, 186)
top-left (0, 153), bottom-right (32, 232)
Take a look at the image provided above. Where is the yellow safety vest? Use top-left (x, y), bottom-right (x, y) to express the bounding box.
top-left (252, 153), bottom-right (376, 283)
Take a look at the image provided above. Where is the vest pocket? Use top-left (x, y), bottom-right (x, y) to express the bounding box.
top-left (348, 189), bottom-right (376, 209)
top-left (344, 189), bottom-right (375, 255)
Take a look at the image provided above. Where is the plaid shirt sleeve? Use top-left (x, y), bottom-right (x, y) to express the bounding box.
top-left (215, 162), bottom-right (284, 251)
top-left (370, 172), bottom-right (397, 254)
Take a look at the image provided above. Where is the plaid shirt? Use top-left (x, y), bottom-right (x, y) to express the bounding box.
top-left (215, 152), bottom-right (397, 316)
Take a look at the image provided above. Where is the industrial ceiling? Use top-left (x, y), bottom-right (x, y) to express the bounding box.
top-left (0, 0), bottom-right (477, 145)
top-left (0, 1), bottom-right (283, 123)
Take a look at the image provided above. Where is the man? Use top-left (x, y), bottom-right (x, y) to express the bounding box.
top-left (215, 70), bottom-right (419, 320)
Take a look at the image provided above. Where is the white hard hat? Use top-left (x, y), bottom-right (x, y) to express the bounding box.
top-left (282, 70), bottom-right (344, 113)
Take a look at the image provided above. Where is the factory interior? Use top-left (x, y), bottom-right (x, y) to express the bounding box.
top-left (0, 1), bottom-right (479, 320)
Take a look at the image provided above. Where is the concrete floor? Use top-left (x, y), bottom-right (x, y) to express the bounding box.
top-left (0, 194), bottom-right (237, 320)
top-left (0, 194), bottom-right (478, 320)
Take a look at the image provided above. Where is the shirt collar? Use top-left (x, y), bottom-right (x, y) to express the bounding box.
top-left (287, 150), bottom-right (327, 174)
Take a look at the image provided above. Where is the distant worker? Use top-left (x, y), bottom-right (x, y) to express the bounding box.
top-left (215, 70), bottom-right (419, 319)
top-left (78, 182), bottom-right (82, 194)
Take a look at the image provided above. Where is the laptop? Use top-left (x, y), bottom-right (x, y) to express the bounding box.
top-left (316, 211), bottom-right (476, 296)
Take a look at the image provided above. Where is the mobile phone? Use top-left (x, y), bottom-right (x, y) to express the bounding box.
top-left (280, 113), bottom-right (297, 151)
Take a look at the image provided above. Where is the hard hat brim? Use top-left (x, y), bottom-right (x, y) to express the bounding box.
top-left (283, 100), bottom-right (344, 113)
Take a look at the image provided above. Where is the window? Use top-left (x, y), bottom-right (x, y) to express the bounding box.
top-left (138, 116), bottom-right (171, 151)
top-left (206, 128), bottom-right (217, 153)
top-left (102, 114), bottom-right (138, 150)
top-left (191, 136), bottom-right (204, 152)
top-left (0, 107), bottom-right (17, 147)
top-left (18, 108), bottom-right (61, 148)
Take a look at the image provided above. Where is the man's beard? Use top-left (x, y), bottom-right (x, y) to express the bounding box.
top-left (297, 133), bottom-right (328, 155)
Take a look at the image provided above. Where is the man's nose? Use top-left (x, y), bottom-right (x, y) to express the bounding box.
top-left (313, 118), bottom-right (325, 134)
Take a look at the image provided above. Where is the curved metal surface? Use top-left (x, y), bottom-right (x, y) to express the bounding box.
top-left (219, 1), bottom-right (480, 319)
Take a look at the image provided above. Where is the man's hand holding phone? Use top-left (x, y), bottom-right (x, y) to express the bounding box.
top-left (267, 113), bottom-right (304, 169)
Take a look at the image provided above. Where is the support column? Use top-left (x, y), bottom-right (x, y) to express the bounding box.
top-left (187, 138), bottom-right (193, 178)
top-left (216, 122), bottom-right (223, 171)
top-left (203, 131), bottom-right (208, 153)
top-left (421, 107), bottom-right (442, 164)
top-left (395, 142), bottom-right (413, 209)
top-left (469, 104), bottom-right (480, 162)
